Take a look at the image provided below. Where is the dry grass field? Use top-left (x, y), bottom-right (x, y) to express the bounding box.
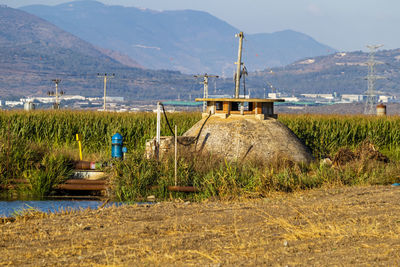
top-left (2, 185), bottom-right (400, 266)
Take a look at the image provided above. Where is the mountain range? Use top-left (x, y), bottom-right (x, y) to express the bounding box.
top-left (2, 2), bottom-right (399, 101)
top-left (246, 49), bottom-right (400, 97)
top-left (21, 0), bottom-right (335, 75)
top-left (0, 5), bottom-right (194, 99)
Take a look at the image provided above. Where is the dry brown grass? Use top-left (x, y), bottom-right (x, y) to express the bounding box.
top-left (2, 185), bottom-right (400, 266)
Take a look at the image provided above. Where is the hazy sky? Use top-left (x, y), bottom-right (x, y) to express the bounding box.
top-left (2, 0), bottom-right (399, 52)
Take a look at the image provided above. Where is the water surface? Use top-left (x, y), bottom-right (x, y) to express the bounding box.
top-left (0, 200), bottom-right (117, 217)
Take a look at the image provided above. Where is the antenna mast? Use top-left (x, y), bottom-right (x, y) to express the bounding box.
top-left (364, 44), bottom-right (384, 114)
top-left (234, 32), bottom-right (244, 98)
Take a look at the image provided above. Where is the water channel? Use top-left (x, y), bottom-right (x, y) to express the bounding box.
top-left (0, 199), bottom-right (121, 218)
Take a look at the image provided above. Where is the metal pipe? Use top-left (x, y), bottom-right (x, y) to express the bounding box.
top-left (64, 179), bottom-right (107, 185)
top-left (74, 161), bottom-right (101, 170)
top-left (167, 186), bottom-right (200, 192)
top-left (150, 185), bottom-right (200, 192)
top-left (9, 179), bottom-right (28, 184)
top-left (57, 184), bottom-right (107, 191)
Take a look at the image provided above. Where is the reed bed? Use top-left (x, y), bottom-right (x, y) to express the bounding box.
top-left (1, 110), bottom-right (400, 157)
top-left (1, 110), bottom-right (400, 200)
top-left (0, 110), bottom-right (200, 154)
top-left (110, 150), bottom-right (400, 202)
top-left (279, 114), bottom-right (400, 158)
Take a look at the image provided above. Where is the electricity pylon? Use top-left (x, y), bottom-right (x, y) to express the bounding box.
top-left (194, 73), bottom-right (219, 112)
top-left (364, 44), bottom-right (385, 115)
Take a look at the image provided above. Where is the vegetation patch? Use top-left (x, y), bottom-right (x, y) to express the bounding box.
top-left (1, 111), bottom-right (400, 200)
top-left (0, 133), bottom-right (75, 198)
top-left (109, 144), bottom-right (400, 202)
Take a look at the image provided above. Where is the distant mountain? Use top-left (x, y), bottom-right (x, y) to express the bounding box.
top-left (21, 1), bottom-right (335, 75)
top-left (7, 4), bottom-right (398, 102)
top-left (0, 6), bottom-right (196, 100)
top-left (246, 49), bottom-right (400, 97)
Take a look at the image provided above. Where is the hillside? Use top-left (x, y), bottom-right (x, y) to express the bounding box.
top-left (21, 1), bottom-right (335, 75)
top-left (0, 6), bottom-right (196, 100)
top-left (4, 4), bottom-right (400, 101)
top-left (245, 49), bottom-right (400, 97)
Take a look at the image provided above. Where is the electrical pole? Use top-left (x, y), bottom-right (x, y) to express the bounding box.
top-left (364, 45), bottom-right (384, 115)
top-left (98, 73), bottom-right (115, 111)
top-left (194, 73), bottom-right (219, 112)
top-left (234, 32), bottom-right (244, 98)
top-left (49, 79), bottom-right (64, 109)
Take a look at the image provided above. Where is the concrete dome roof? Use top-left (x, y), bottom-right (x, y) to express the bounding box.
top-left (183, 116), bottom-right (313, 164)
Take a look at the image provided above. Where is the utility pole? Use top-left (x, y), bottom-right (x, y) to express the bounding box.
top-left (194, 73), bottom-right (219, 112)
top-left (98, 73), bottom-right (115, 111)
top-left (234, 32), bottom-right (244, 98)
top-left (364, 45), bottom-right (384, 115)
top-left (156, 102), bottom-right (161, 160)
top-left (48, 79), bottom-right (64, 109)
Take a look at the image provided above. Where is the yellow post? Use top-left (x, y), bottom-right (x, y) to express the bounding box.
top-left (76, 134), bottom-right (83, 160)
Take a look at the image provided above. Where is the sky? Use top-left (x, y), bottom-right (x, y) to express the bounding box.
top-left (2, 0), bottom-right (400, 52)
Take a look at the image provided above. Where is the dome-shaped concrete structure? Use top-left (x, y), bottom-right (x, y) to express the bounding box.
top-left (145, 98), bottom-right (313, 164)
top-left (146, 32), bottom-right (312, 163)
top-left (183, 115), bottom-right (313, 164)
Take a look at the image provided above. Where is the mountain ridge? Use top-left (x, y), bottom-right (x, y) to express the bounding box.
top-left (21, 1), bottom-right (335, 75)
top-left (5, 4), bottom-right (398, 102)
top-left (246, 49), bottom-right (400, 97)
top-left (0, 6), bottom-right (193, 99)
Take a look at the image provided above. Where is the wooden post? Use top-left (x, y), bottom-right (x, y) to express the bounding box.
top-left (156, 102), bottom-right (161, 160)
top-left (234, 32), bottom-right (244, 98)
top-left (174, 125), bottom-right (178, 186)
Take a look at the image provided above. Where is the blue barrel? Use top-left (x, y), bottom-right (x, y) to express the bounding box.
top-left (111, 133), bottom-right (123, 158)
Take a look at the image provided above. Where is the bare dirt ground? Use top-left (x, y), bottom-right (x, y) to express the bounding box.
top-left (1, 185), bottom-right (400, 266)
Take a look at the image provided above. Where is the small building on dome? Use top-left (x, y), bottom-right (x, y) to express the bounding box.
top-left (196, 98), bottom-right (284, 120)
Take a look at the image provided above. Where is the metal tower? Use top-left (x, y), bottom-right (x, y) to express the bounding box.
top-left (364, 44), bottom-right (384, 114)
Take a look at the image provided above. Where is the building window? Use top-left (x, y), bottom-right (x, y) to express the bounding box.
top-left (216, 101), bottom-right (223, 111)
top-left (231, 102), bottom-right (239, 111)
